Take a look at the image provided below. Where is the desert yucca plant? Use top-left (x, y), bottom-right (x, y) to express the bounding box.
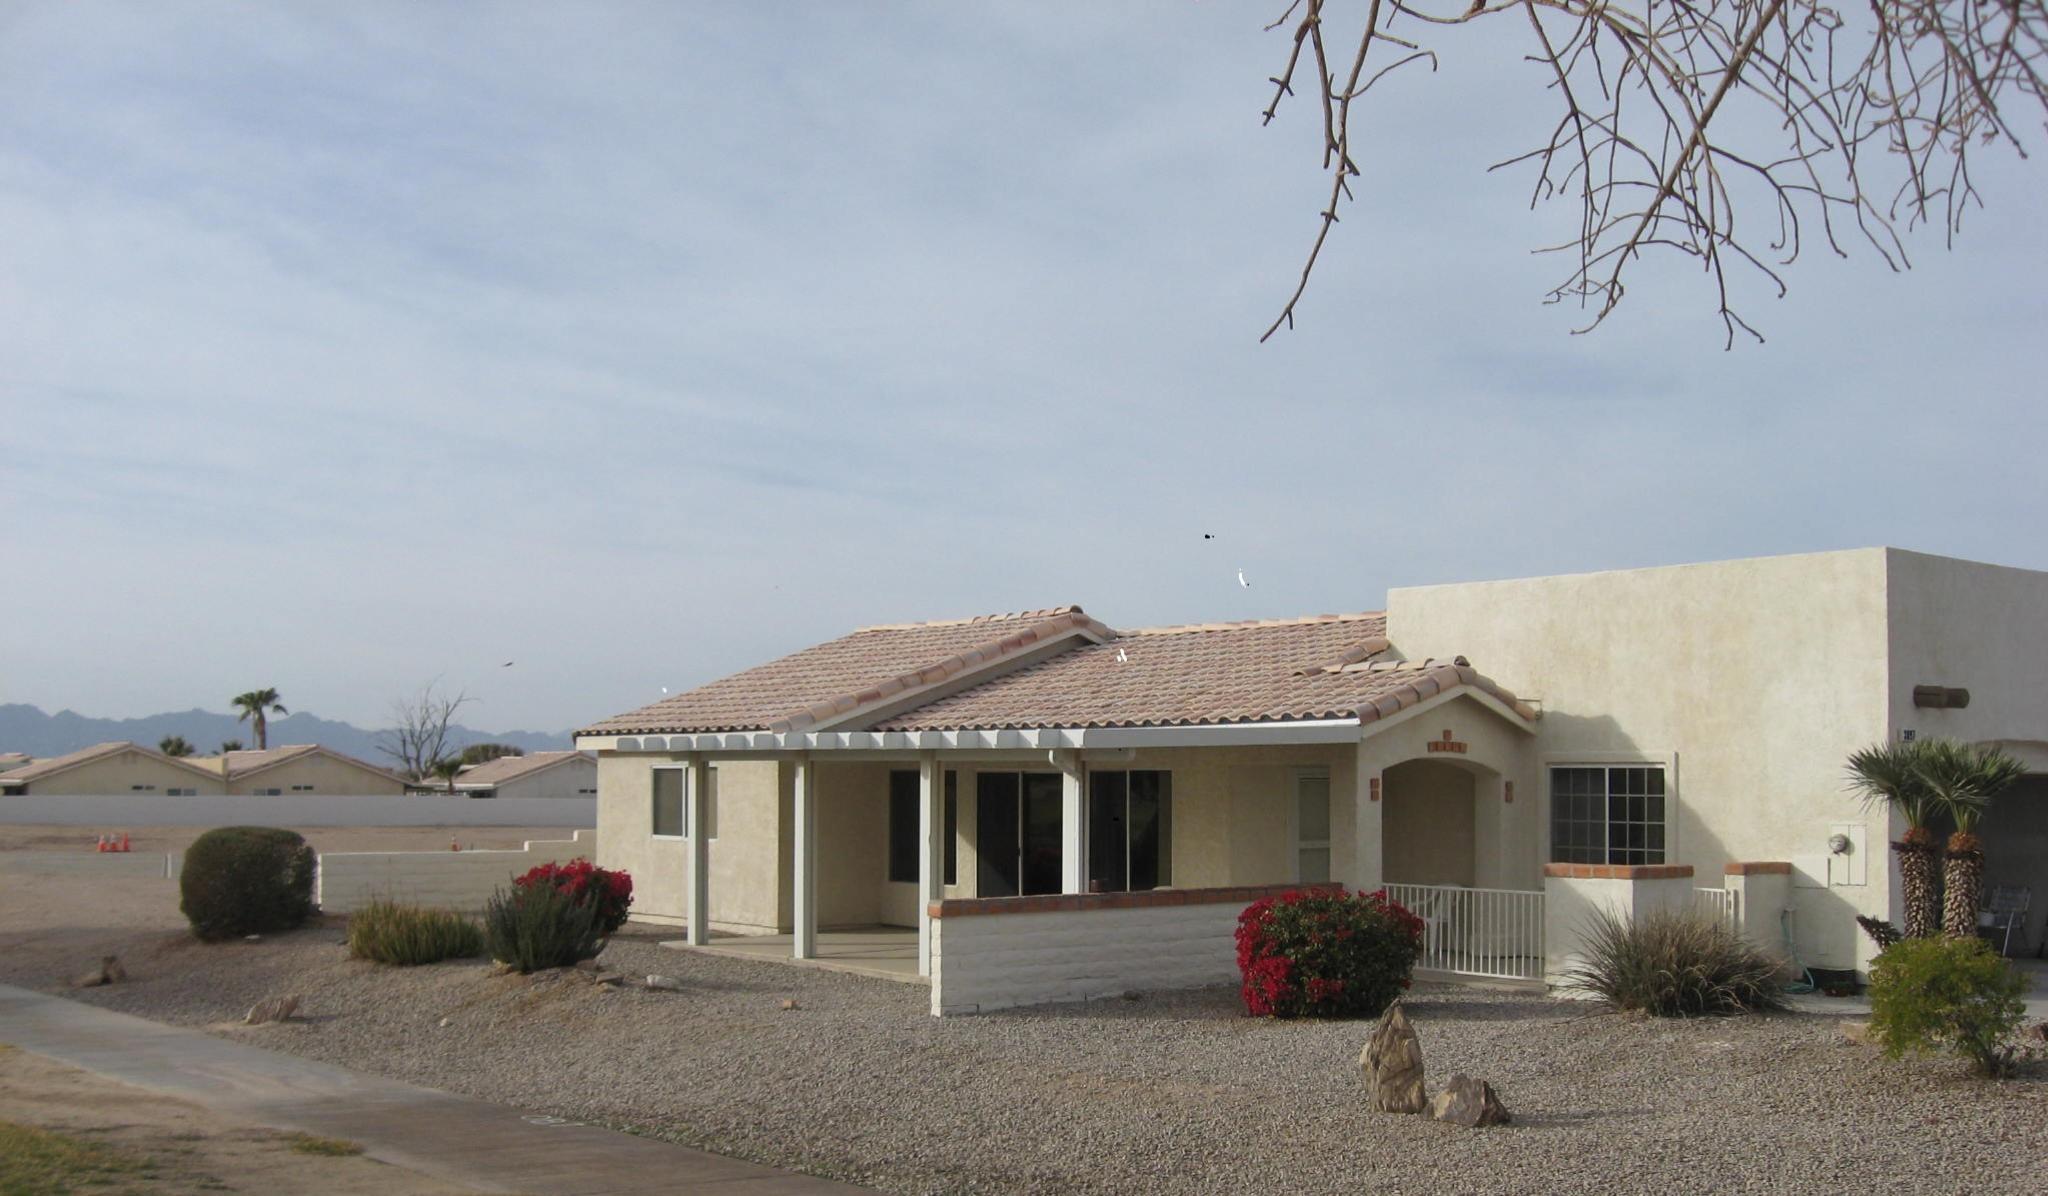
top-left (484, 879), bottom-right (603, 973)
top-left (347, 898), bottom-right (484, 966)
top-left (1566, 906), bottom-right (1789, 1016)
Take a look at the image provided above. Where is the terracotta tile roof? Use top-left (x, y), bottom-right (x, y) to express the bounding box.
top-left (582, 606), bottom-right (1116, 736)
top-left (453, 750), bottom-right (593, 788)
top-left (1, 741), bottom-right (222, 784)
top-left (872, 612), bottom-right (1519, 731)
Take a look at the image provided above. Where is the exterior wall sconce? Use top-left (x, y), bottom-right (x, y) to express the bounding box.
top-left (1911, 685), bottom-right (1970, 709)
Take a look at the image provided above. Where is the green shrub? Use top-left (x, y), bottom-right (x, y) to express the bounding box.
top-left (1565, 906), bottom-right (1788, 1016)
top-left (484, 878), bottom-right (602, 973)
top-left (346, 898), bottom-right (484, 966)
top-left (1868, 935), bottom-right (2029, 1077)
top-left (178, 826), bottom-right (317, 942)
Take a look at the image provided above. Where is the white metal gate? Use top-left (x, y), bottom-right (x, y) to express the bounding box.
top-left (1382, 883), bottom-right (1545, 982)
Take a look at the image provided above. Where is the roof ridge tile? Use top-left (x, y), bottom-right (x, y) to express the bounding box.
top-left (1124, 611), bottom-right (1384, 637)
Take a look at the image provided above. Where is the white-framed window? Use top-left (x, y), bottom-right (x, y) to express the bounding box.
top-left (1550, 764), bottom-right (1666, 865)
top-left (1088, 769), bottom-right (1172, 892)
top-left (255, 787), bottom-right (282, 796)
top-left (652, 765), bottom-right (717, 839)
top-left (166, 787), bottom-right (196, 796)
top-left (887, 769), bottom-right (958, 886)
top-left (291, 784), bottom-right (314, 792)
top-left (130, 784), bottom-right (156, 791)
top-left (1291, 768), bottom-right (1332, 883)
top-left (577, 787), bottom-right (597, 795)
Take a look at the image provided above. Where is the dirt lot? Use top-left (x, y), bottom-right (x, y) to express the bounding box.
top-left (0, 1043), bottom-right (477, 1194)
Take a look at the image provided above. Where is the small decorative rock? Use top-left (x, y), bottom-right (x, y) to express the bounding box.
top-left (780, 998), bottom-right (800, 1011)
top-left (1360, 1002), bottom-right (1427, 1114)
top-left (438, 1017), bottom-right (452, 1028)
top-left (646, 974), bottom-right (684, 991)
top-left (244, 994), bottom-right (301, 1025)
top-left (1840, 1021), bottom-right (1874, 1046)
top-left (1429, 1073), bottom-right (1511, 1127)
top-left (72, 955), bottom-right (124, 988)
top-left (593, 973), bottom-right (624, 987)
top-left (244, 934), bottom-right (262, 943)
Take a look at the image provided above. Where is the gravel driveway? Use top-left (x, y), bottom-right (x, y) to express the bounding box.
top-left (9, 909), bottom-right (2043, 1196)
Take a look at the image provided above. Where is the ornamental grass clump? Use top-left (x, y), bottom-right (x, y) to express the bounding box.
top-left (346, 898), bottom-right (484, 966)
top-left (484, 878), bottom-right (603, 973)
top-left (178, 826), bottom-right (317, 942)
top-left (1235, 887), bottom-right (1425, 1018)
top-left (1868, 936), bottom-right (2029, 1077)
top-left (1565, 906), bottom-right (1788, 1016)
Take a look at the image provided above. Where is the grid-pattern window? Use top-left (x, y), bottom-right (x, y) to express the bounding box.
top-left (1550, 765), bottom-right (1666, 865)
top-left (653, 766), bottom-right (718, 839)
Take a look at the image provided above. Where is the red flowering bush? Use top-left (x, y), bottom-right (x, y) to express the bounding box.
top-left (514, 858), bottom-right (633, 934)
top-left (1235, 887), bottom-right (1425, 1018)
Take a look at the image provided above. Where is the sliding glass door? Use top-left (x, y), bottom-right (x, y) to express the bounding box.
top-left (976, 772), bottom-right (1063, 897)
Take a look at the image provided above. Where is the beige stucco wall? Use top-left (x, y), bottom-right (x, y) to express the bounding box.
top-left (597, 755), bottom-right (789, 933)
top-left (1382, 760), bottom-right (1476, 886)
top-left (1390, 548), bottom-right (1896, 969)
top-left (19, 750), bottom-right (225, 796)
top-left (226, 753), bottom-right (405, 795)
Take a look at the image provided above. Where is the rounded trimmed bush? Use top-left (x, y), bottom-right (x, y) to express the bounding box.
top-left (178, 826), bottom-right (316, 942)
top-left (1235, 887), bottom-right (1424, 1018)
top-left (1868, 935), bottom-right (2029, 1076)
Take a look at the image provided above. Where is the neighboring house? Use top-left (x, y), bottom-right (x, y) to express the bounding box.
top-left (186, 744), bottom-right (409, 795)
top-left (0, 742), bottom-right (226, 795)
top-left (0, 752), bottom-right (30, 773)
top-left (446, 751), bottom-right (597, 800)
top-left (576, 548), bottom-right (2048, 1015)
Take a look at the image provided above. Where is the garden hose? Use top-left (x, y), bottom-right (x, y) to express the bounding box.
top-left (1779, 907), bottom-right (1817, 994)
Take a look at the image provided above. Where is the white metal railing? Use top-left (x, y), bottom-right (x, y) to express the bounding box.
top-left (1694, 887), bottom-right (1740, 928)
top-left (1381, 883), bottom-right (1545, 982)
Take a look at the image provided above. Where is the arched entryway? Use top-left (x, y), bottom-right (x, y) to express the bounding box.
top-left (1381, 758), bottom-right (1481, 887)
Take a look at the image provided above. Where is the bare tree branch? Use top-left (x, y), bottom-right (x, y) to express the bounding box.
top-left (376, 681), bottom-right (473, 783)
top-left (1259, 0), bottom-right (2048, 344)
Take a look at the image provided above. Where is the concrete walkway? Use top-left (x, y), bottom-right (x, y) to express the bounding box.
top-left (0, 983), bottom-right (862, 1195)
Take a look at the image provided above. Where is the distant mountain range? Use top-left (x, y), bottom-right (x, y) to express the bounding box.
top-left (0, 704), bottom-right (574, 762)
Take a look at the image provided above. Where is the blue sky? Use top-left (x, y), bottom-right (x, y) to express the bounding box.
top-left (3, 3), bottom-right (2043, 733)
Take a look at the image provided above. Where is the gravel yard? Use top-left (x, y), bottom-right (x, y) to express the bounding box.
top-left (2, 846), bottom-right (2043, 1196)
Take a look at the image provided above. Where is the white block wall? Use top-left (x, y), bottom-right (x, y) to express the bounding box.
top-left (1542, 869), bottom-right (1697, 986)
top-left (930, 902), bottom-right (1244, 1015)
top-left (0, 793), bottom-right (595, 829)
top-left (316, 830), bottom-right (596, 914)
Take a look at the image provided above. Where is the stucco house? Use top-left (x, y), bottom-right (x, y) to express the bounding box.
top-left (0, 742), bottom-right (227, 795)
top-left (447, 751), bottom-right (597, 799)
top-left (188, 744), bottom-right (409, 795)
top-left (577, 548), bottom-right (2048, 1014)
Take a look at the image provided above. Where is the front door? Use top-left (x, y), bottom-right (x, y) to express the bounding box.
top-left (976, 771), bottom-right (1063, 897)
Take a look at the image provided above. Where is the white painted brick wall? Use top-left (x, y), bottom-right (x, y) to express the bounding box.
top-left (316, 831), bottom-right (596, 914)
top-left (930, 903), bottom-right (1243, 1015)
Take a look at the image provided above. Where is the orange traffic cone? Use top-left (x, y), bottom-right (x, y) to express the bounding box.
top-left (95, 834), bottom-right (107, 853)
top-left (120, 834), bottom-right (132, 853)
top-left (450, 837), bottom-right (460, 852)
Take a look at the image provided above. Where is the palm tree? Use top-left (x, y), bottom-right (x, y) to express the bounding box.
top-left (157, 735), bottom-right (195, 758)
top-left (429, 757), bottom-right (465, 795)
top-left (1846, 740), bottom-right (1944, 939)
top-left (230, 689), bottom-right (287, 751)
top-left (1913, 739), bottom-right (2027, 938)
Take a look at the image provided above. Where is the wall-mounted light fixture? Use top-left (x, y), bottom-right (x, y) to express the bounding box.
top-left (1827, 833), bottom-right (1852, 855)
top-left (1912, 685), bottom-right (1970, 709)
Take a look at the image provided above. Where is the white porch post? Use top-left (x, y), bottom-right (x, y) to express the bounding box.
top-left (685, 754), bottom-right (710, 946)
top-left (918, 750), bottom-right (943, 977)
top-left (1058, 751), bottom-right (1087, 894)
top-left (792, 754), bottom-right (817, 960)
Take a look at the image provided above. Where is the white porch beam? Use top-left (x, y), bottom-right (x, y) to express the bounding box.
top-left (792, 754), bottom-right (817, 960)
top-left (685, 754), bottom-right (711, 947)
top-left (1057, 751), bottom-right (1087, 894)
top-left (917, 750), bottom-right (943, 977)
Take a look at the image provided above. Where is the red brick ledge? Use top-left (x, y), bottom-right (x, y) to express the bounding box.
top-left (1724, 861), bottom-right (1792, 876)
top-left (1541, 863), bottom-right (1695, 880)
top-left (928, 883), bottom-right (1306, 919)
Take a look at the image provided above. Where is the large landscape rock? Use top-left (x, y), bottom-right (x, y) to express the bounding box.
top-left (71, 955), bottom-right (124, 988)
top-left (1429, 1073), bottom-right (1511, 1127)
top-left (1360, 1002), bottom-right (1427, 1114)
top-left (244, 994), bottom-right (301, 1025)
